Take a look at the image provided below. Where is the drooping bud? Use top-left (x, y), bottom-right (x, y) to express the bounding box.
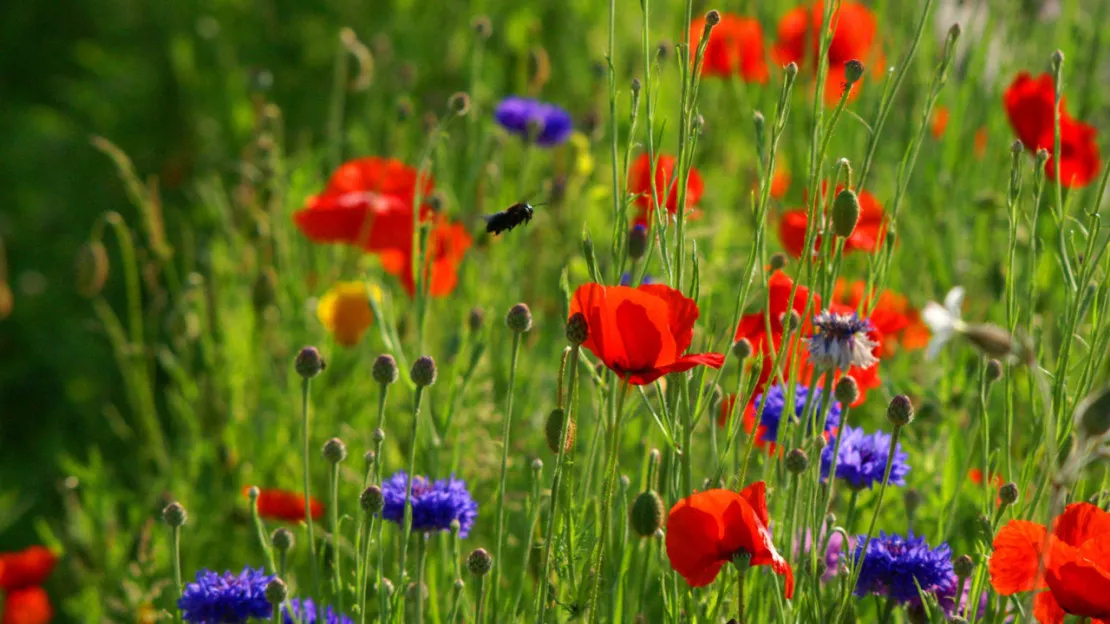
top-left (322, 437), bottom-right (348, 464)
top-left (832, 189), bottom-right (861, 238)
top-left (75, 241), bottom-right (110, 298)
top-left (411, 355), bottom-right (438, 387)
top-left (785, 449), bottom-right (809, 474)
top-left (295, 346), bottom-right (326, 379)
top-left (544, 408), bottom-right (575, 454)
top-left (271, 528), bottom-right (294, 552)
top-left (630, 491), bottom-right (665, 537)
top-left (628, 224), bottom-right (648, 260)
top-left (731, 338), bottom-right (753, 360)
top-left (506, 303), bottom-right (534, 333)
top-left (361, 485), bottom-right (385, 514)
top-left (886, 395), bottom-right (915, 427)
top-left (834, 376), bottom-right (859, 406)
top-left (162, 502), bottom-right (187, 527)
top-left (467, 548), bottom-right (493, 576)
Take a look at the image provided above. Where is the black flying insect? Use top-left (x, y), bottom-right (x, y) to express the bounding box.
top-left (484, 201), bottom-right (540, 235)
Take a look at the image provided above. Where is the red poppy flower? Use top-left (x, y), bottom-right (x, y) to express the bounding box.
top-left (665, 482), bottom-right (794, 596)
top-left (931, 106), bottom-right (950, 139)
top-left (779, 186), bottom-right (885, 258)
top-left (990, 502), bottom-right (1110, 623)
top-left (773, 2), bottom-right (882, 103)
top-left (0, 547), bottom-right (56, 592)
top-left (691, 13), bottom-right (769, 82)
top-left (1, 587), bottom-right (53, 624)
top-left (628, 153), bottom-right (704, 227)
top-left (246, 487), bottom-right (324, 523)
top-left (569, 283), bottom-right (725, 385)
top-left (967, 468), bottom-right (1003, 489)
top-left (1041, 117), bottom-right (1101, 188)
top-left (734, 270), bottom-right (819, 389)
top-left (378, 217), bottom-right (472, 297)
top-left (752, 170), bottom-right (791, 201)
top-left (833, 280), bottom-right (929, 354)
top-left (309, 156), bottom-right (433, 210)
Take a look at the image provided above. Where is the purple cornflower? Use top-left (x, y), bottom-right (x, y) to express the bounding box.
top-left (619, 273), bottom-right (655, 286)
top-left (380, 471), bottom-right (478, 537)
top-left (820, 425), bottom-right (909, 490)
top-left (851, 532), bottom-right (954, 604)
top-left (283, 598), bottom-right (354, 624)
top-left (494, 96), bottom-right (573, 146)
top-left (751, 383), bottom-right (841, 444)
top-left (178, 567), bottom-right (274, 623)
top-left (806, 309), bottom-right (879, 371)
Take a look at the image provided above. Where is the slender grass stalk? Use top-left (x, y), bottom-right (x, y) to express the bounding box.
top-left (475, 574), bottom-right (487, 623)
top-left (300, 378), bottom-right (323, 615)
top-left (398, 385), bottom-right (427, 609)
top-left (171, 524), bottom-right (183, 624)
top-left (414, 533), bottom-right (428, 624)
top-left (330, 460), bottom-right (343, 614)
top-left (491, 330), bottom-right (523, 615)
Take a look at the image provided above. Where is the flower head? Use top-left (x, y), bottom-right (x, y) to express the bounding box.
top-left (283, 598), bottom-right (354, 624)
top-left (779, 185), bottom-right (886, 258)
top-left (990, 502), bottom-right (1110, 622)
top-left (247, 487), bottom-right (324, 523)
top-left (820, 426), bottom-right (910, 490)
top-left (1004, 72), bottom-right (1100, 188)
top-left (178, 567), bottom-right (274, 624)
top-left (852, 532), bottom-right (954, 603)
top-left (569, 283), bottom-right (724, 385)
top-left (493, 96), bottom-right (573, 146)
top-left (316, 282), bottom-right (380, 347)
top-left (806, 310), bottom-right (879, 372)
top-left (2, 587), bottom-right (53, 624)
top-left (773, 1), bottom-right (882, 103)
top-left (690, 13), bottom-right (769, 82)
top-left (833, 280), bottom-right (929, 355)
top-left (380, 472), bottom-right (478, 537)
top-left (718, 384), bottom-right (841, 455)
top-left (0, 547), bottom-right (56, 591)
top-left (628, 153), bottom-right (704, 227)
top-left (665, 482), bottom-right (794, 596)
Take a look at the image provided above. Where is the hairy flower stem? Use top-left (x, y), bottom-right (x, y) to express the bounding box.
top-left (398, 386), bottom-right (427, 612)
top-left (171, 523), bottom-right (183, 624)
top-left (301, 378), bottom-right (323, 619)
top-left (491, 332), bottom-right (522, 616)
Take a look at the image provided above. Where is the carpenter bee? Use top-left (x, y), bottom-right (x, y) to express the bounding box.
top-left (484, 200), bottom-right (543, 235)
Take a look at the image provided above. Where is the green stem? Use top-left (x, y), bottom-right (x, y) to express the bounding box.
top-left (414, 534), bottom-right (428, 624)
top-left (398, 386), bottom-right (427, 610)
top-left (475, 575), bottom-right (486, 623)
top-left (171, 525), bottom-right (183, 624)
top-left (491, 332), bottom-right (523, 616)
top-left (331, 461), bottom-right (343, 614)
top-left (301, 379), bottom-right (323, 616)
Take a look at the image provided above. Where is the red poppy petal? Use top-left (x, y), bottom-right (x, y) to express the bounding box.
top-left (738, 481), bottom-right (770, 527)
top-left (779, 210), bottom-right (809, 258)
top-left (615, 299), bottom-right (667, 372)
top-left (1046, 544), bottom-right (1110, 619)
top-left (1, 586), bottom-right (53, 624)
top-left (1053, 503), bottom-right (1110, 548)
top-left (1033, 590), bottom-right (1067, 624)
top-left (666, 498), bottom-right (729, 587)
top-left (990, 519), bottom-right (1048, 594)
top-left (637, 284), bottom-right (701, 355)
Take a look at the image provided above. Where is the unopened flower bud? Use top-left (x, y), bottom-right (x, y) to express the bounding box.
top-left (781, 309), bottom-right (801, 332)
top-left (247, 486), bottom-right (260, 502)
top-left (731, 338), bottom-right (753, 360)
top-left (472, 16), bottom-right (492, 39)
top-left (628, 224), bottom-right (648, 260)
top-left (372, 428), bottom-right (385, 444)
top-left (372, 354), bottom-right (399, 385)
top-left (566, 313), bottom-right (589, 346)
top-left (295, 346), bottom-right (326, 378)
top-left (411, 355), bottom-right (437, 387)
top-left (323, 437), bottom-right (348, 464)
top-left (1010, 140), bottom-right (1024, 155)
top-left (785, 62), bottom-right (798, 78)
top-left (630, 491), bottom-right (665, 537)
top-left (162, 502), bottom-right (187, 527)
top-left (1051, 50), bottom-right (1064, 72)
top-left (361, 485), bottom-right (384, 513)
top-left (1035, 148), bottom-right (1050, 165)
top-left (843, 60), bottom-right (865, 85)
top-left (468, 307), bottom-right (485, 332)
top-left (447, 92), bottom-right (470, 117)
top-left (271, 528), bottom-right (294, 552)
top-left (769, 252), bottom-right (787, 271)
top-left (834, 376), bottom-right (859, 406)
top-left (265, 578), bottom-right (288, 605)
top-left (785, 449), bottom-right (809, 474)
top-left (531, 458), bottom-right (543, 472)
top-left (631, 78), bottom-right (642, 95)
top-left (887, 395), bottom-right (915, 427)
top-left (545, 408), bottom-right (575, 454)
top-left (506, 303), bottom-right (533, 333)
top-left (704, 9), bottom-right (721, 27)
top-left (379, 578), bottom-right (395, 597)
top-left (999, 482), bottom-right (1019, 506)
top-left (467, 548), bottom-right (493, 576)
top-left (953, 554), bottom-right (974, 579)
top-left (832, 189), bottom-right (861, 238)
top-left (75, 241), bottom-right (110, 298)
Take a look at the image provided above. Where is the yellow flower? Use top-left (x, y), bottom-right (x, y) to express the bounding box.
top-left (570, 132), bottom-right (594, 178)
top-left (316, 282), bottom-right (380, 347)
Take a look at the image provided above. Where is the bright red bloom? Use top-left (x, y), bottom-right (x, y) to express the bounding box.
top-left (779, 186), bottom-right (885, 258)
top-left (734, 270), bottom-right (819, 389)
top-left (569, 283), bottom-right (725, 385)
top-left (628, 153), bottom-right (704, 227)
top-left (308, 156), bottom-right (433, 210)
top-left (968, 468), bottom-right (1003, 489)
top-left (833, 280), bottom-right (929, 355)
top-left (691, 14), bottom-right (769, 82)
top-left (665, 482), bottom-right (794, 596)
top-left (772, 1), bottom-right (882, 103)
top-left (931, 106), bottom-right (950, 139)
top-left (377, 217), bottom-right (472, 297)
top-left (247, 487), bottom-right (324, 523)
top-left (0, 547), bottom-right (56, 592)
top-left (1, 587), bottom-right (53, 624)
top-left (990, 503), bottom-right (1110, 623)
top-left (1042, 117), bottom-right (1101, 188)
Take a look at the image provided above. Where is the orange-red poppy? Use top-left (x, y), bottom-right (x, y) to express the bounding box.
top-left (246, 487), bottom-right (324, 523)
top-left (377, 218), bottom-right (472, 298)
top-left (752, 169), bottom-right (791, 201)
top-left (665, 482), bottom-right (794, 596)
top-left (309, 156), bottom-right (433, 210)
top-left (569, 283), bottom-right (724, 385)
top-left (691, 13), bottom-right (769, 82)
top-left (991, 503), bottom-right (1110, 623)
top-left (1, 587), bottom-right (53, 624)
top-left (931, 106), bottom-right (950, 139)
top-left (734, 270), bottom-right (819, 389)
top-left (779, 186), bottom-right (885, 258)
top-left (968, 468), bottom-right (1003, 489)
top-left (0, 547), bottom-right (56, 592)
top-left (1043, 117), bottom-right (1101, 188)
top-left (833, 280), bottom-right (929, 355)
top-left (628, 153), bottom-right (704, 227)
top-left (772, 1), bottom-right (882, 103)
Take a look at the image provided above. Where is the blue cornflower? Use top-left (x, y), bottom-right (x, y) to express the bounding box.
top-left (618, 273), bottom-right (655, 286)
top-left (283, 598), bottom-right (354, 624)
top-left (380, 471), bottom-right (478, 537)
top-left (750, 383), bottom-right (841, 445)
top-left (178, 567), bottom-right (274, 623)
top-left (494, 96), bottom-right (573, 146)
top-left (806, 309), bottom-right (879, 371)
top-left (852, 532), bottom-right (954, 604)
top-left (820, 425), bottom-right (909, 489)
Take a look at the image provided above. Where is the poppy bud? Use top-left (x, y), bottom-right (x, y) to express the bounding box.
top-left (704, 9), bottom-right (721, 27)
top-left (447, 92), bottom-right (470, 117)
top-left (785, 449), bottom-right (809, 474)
top-left (887, 395), bottom-right (915, 427)
top-left (953, 554), bottom-right (974, 580)
top-left (769, 252), bottom-right (787, 271)
top-left (543, 408), bottom-right (577, 450)
top-left (1010, 140), bottom-right (1024, 155)
top-left (731, 338), bottom-right (753, 360)
top-left (631, 78), bottom-right (642, 95)
top-left (628, 224), bottom-right (648, 260)
top-left (630, 490), bottom-right (665, 537)
top-left (999, 482), bottom-right (1019, 506)
top-left (1035, 148), bottom-right (1050, 165)
top-left (467, 548), bottom-right (493, 576)
top-left (834, 376), bottom-right (859, 406)
top-left (566, 313), bottom-right (589, 346)
top-left (471, 16), bottom-right (492, 39)
top-left (372, 354), bottom-right (399, 385)
top-left (295, 346), bottom-right (326, 379)
top-left (468, 307), bottom-right (485, 333)
top-left (323, 437), bottom-right (348, 464)
top-left (361, 485), bottom-right (384, 514)
top-left (506, 303), bottom-right (533, 333)
top-left (265, 578), bottom-right (287, 606)
top-left (271, 527), bottom-right (294, 552)
top-left (1076, 387), bottom-right (1110, 439)
top-left (247, 486), bottom-right (260, 502)
top-left (843, 60), bottom-right (865, 85)
top-left (785, 62), bottom-right (798, 78)
top-left (75, 241), bottom-right (110, 298)
top-left (780, 309), bottom-right (801, 333)
top-left (162, 501), bottom-right (187, 527)
top-left (832, 189), bottom-right (861, 238)
top-left (1051, 49), bottom-right (1064, 73)
top-left (372, 428), bottom-right (385, 444)
top-left (963, 323), bottom-right (1014, 358)
top-left (411, 355), bottom-right (437, 387)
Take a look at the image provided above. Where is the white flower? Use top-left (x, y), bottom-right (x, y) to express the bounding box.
top-left (922, 287), bottom-right (968, 360)
top-left (805, 310), bottom-right (880, 372)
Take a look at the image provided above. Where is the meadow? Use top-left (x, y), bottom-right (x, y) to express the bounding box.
top-left (2, 0), bottom-right (1109, 622)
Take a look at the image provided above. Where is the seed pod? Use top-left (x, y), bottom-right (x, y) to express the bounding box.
top-left (630, 491), bottom-right (665, 538)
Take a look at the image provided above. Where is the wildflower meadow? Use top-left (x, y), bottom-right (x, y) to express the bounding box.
top-left (5, 0), bottom-right (1110, 622)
